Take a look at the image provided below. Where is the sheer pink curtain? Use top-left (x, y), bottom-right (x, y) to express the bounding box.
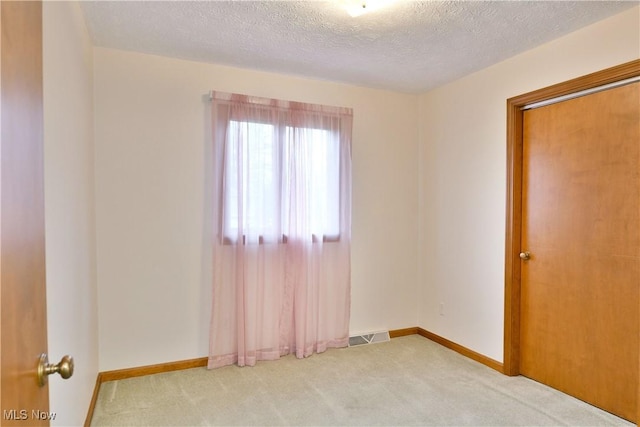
top-left (208, 91), bottom-right (352, 368)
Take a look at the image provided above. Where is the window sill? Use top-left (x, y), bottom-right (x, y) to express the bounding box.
top-left (221, 234), bottom-right (340, 246)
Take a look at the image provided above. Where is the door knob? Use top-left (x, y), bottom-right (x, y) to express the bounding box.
top-left (519, 251), bottom-right (531, 260)
top-left (37, 354), bottom-right (74, 386)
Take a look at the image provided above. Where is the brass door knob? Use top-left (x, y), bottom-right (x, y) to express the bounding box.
top-left (519, 252), bottom-right (531, 260)
top-left (37, 354), bottom-right (74, 386)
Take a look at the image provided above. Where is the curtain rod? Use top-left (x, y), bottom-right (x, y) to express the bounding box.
top-left (522, 76), bottom-right (640, 110)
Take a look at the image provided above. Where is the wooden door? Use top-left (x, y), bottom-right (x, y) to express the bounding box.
top-left (0, 2), bottom-right (50, 425)
top-left (519, 81), bottom-right (639, 422)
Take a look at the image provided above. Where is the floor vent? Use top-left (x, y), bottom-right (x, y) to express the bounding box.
top-left (348, 331), bottom-right (390, 347)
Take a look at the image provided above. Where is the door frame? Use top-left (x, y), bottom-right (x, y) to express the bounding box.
top-left (503, 59), bottom-right (640, 376)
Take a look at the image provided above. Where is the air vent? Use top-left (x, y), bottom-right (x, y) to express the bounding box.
top-left (348, 331), bottom-right (390, 347)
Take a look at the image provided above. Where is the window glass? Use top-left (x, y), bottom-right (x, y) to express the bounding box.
top-left (224, 120), bottom-right (340, 241)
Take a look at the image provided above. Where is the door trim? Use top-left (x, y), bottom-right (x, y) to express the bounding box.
top-left (503, 59), bottom-right (640, 376)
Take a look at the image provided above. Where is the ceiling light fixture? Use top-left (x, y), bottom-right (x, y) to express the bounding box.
top-left (344, 0), bottom-right (396, 17)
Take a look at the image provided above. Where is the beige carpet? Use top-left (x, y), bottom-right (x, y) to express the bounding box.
top-left (91, 335), bottom-right (633, 426)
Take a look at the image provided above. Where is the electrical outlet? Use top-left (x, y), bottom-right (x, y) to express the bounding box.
top-left (439, 302), bottom-right (444, 316)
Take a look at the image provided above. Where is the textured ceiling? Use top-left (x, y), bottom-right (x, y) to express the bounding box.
top-left (80, 1), bottom-right (637, 93)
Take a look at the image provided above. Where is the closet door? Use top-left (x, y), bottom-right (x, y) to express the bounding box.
top-left (519, 81), bottom-right (639, 422)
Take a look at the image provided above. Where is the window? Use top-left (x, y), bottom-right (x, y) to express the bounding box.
top-left (283, 126), bottom-right (340, 239)
top-left (212, 93), bottom-right (351, 245)
top-left (223, 120), bottom-right (278, 240)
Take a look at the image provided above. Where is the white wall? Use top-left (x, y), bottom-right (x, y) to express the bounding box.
top-left (43, 2), bottom-right (98, 425)
top-left (417, 6), bottom-right (640, 362)
top-left (93, 48), bottom-right (419, 371)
